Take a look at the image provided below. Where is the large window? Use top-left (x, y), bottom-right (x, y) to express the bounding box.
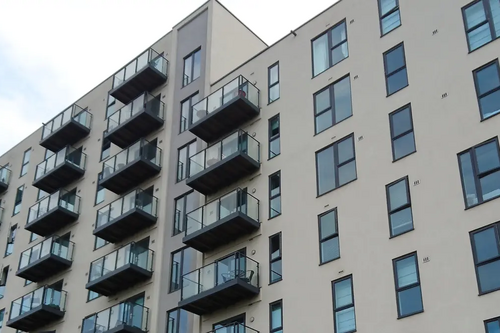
top-left (173, 191), bottom-right (197, 235)
top-left (485, 317), bottom-right (500, 333)
top-left (269, 171), bottom-right (281, 218)
top-left (170, 247), bottom-right (197, 292)
top-left (458, 137), bottom-right (500, 208)
top-left (20, 148), bottom-right (31, 177)
top-left (470, 223), bottom-right (500, 294)
top-left (312, 20), bottom-right (348, 77)
top-left (269, 115), bottom-right (280, 159)
top-left (389, 104), bottom-right (416, 160)
top-left (180, 92), bottom-right (199, 133)
top-left (100, 137), bottom-right (111, 161)
top-left (95, 172), bottom-right (106, 205)
top-left (177, 141), bottom-right (197, 182)
top-left (383, 43), bottom-right (408, 95)
top-left (318, 209), bottom-right (340, 264)
top-left (332, 276), bottom-right (356, 333)
top-left (183, 48), bottom-right (201, 86)
top-left (94, 236), bottom-right (108, 250)
top-left (393, 252), bottom-right (424, 318)
top-left (4, 225), bottom-right (16, 257)
top-left (269, 233), bottom-right (282, 284)
top-left (316, 134), bottom-right (357, 196)
top-left (473, 60), bottom-right (500, 120)
top-left (378, 0), bottom-right (401, 35)
top-left (167, 308), bottom-right (194, 333)
top-left (314, 75), bottom-right (352, 134)
top-left (386, 177), bottom-right (413, 237)
top-left (270, 300), bottom-right (283, 333)
top-left (106, 95), bottom-right (116, 118)
top-left (13, 185), bottom-right (24, 216)
top-left (462, 0), bottom-right (500, 52)
top-left (0, 308), bottom-right (4, 332)
top-left (268, 62), bottom-right (280, 103)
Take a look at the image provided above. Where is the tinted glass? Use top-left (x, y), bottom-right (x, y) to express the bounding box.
top-left (385, 46), bottom-right (405, 73)
top-left (469, 23), bottom-right (493, 50)
top-left (335, 307), bottom-right (355, 333)
top-left (480, 90), bottom-right (500, 118)
top-left (465, 2), bottom-right (487, 29)
top-left (477, 64), bottom-right (500, 95)
top-left (338, 137), bottom-right (354, 164)
top-left (338, 161), bottom-right (356, 186)
top-left (271, 303), bottom-right (282, 329)
top-left (474, 227), bottom-right (500, 262)
top-left (313, 34), bottom-right (329, 76)
top-left (459, 152), bottom-right (479, 206)
top-left (315, 89), bottom-right (331, 114)
top-left (331, 22), bottom-right (347, 45)
top-left (390, 207), bottom-right (413, 236)
top-left (398, 285), bottom-right (423, 316)
top-left (270, 65), bottom-right (279, 84)
top-left (478, 260), bottom-right (500, 292)
top-left (380, 0), bottom-right (397, 15)
top-left (480, 170), bottom-right (500, 200)
top-left (393, 133), bottom-right (416, 160)
top-left (316, 110), bottom-right (333, 134)
top-left (396, 255), bottom-right (417, 288)
top-left (334, 77), bottom-right (352, 123)
top-left (382, 10), bottom-right (401, 34)
top-left (321, 237), bottom-right (340, 262)
top-left (486, 320), bottom-right (500, 333)
top-left (388, 179), bottom-right (408, 211)
top-left (391, 107), bottom-right (412, 137)
top-left (387, 68), bottom-right (408, 94)
top-left (476, 141), bottom-right (500, 173)
top-left (334, 278), bottom-right (353, 308)
top-left (317, 147), bottom-right (335, 194)
top-left (320, 211), bottom-right (337, 239)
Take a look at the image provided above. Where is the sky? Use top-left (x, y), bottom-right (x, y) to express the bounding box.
top-left (0, 0), bottom-right (337, 156)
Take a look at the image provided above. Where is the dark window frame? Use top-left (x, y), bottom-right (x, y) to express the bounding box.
top-left (100, 136), bottom-right (111, 161)
top-left (87, 290), bottom-right (101, 302)
top-left (94, 172), bottom-right (105, 205)
top-left (470, 222), bottom-right (500, 295)
top-left (389, 104), bottom-right (416, 161)
top-left (4, 224), bottom-right (17, 257)
top-left (318, 208), bottom-right (340, 264)
top-left (377, 0), bottom-right (402, 36)
top-left (269, 300), bottom-right (283, 333)
top-left (12, 185), bottom-right (24, 216)
top-left (332, 275), bottom-right (356, 333)
top-left (269, 171), bottom-right (282, 219)
top-left (105, 94), bottom-right (116, 119)
top-left (268, 62), bottom-right (280, 104)
top-left (180, 92), bottom-right (200, 133)
top-left (268, 114), bottom-right (280, 159)
top-left (269, 232), bottom-right (283, 284)
top-left (20, 148), bottom-right (31, 177)
top-left (386, 176), bottom-right (414, 238)
top-left (170, 247), bottom-right (191, 293)
top-left (94, 236), bottom-right (108, 250)
top-left (485, 316), bottom-right (500, 332)
top-left (311, 19), bottom-right (349, 77)
top-left (392, 252), bottom-right (424, 318)
top-left (177, 140), bottom-right (197, 182)
top-left (173, 190), bottom-right (195, 236)
top-left (383, 42), bottom-right (409, 96)
top-left (183, 48), bottom-right (201, 87)
top-left (462, 0), bottom-right (500, 52)
top-left (472, 59), bottom-right (500, 120)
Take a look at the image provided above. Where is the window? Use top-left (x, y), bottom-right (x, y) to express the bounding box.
top-left (0, 266), bottom-right (8, 299)
top-left (0, 308), bottom-right (4, 332)
top-left (378, 0), bottom-right (401, 35)
top-left (5, 225), bottom-right (17, 257)
top-left (20, 148), bottom-right (30, 176)
top-left (318, 209), bottom-right (340, 264)
top-left (87, 290), bottom-right (101, 302)
top-left (462, 0), bottom-right (500, 52)
top-left (13, 185), bottom-right (24, 216)
top-left (167, 308), bottom-right (194, 333)
top-left (470, 223), bottom-right (500, 294)
top-left (458, 137), bottom-right (500, 208)
top-left (312, 20), bottom-right (349, 77)
top-left (100, 137), bottom-right (111, 161)
top-left (386, 177), bottom-right (413, 237)
top-left (473, 60), bottom-right (500, 119)
top-left (316, 134), bottom-right (357, 196)
top-left (269, 171), bottom-right (281, 218)
top-left (389, 104), bottom-right (416, 160)
top-left (332, 276), bottom-right (356, 333)
top-left (94, 236), bottom-right (108, 250)
top-left (180, 93), bottom-right (199, 133)
top-left (37, 189), bottom-right (48, 201)
top-left (270, 300), bottom-right (283, 333)
top-left (173, 191), bottom-right (197, 235)
top-left (269, 115), bottom-right (280, 159)
top-left (44, 149), bottom-right (54, 160)
top-left (485, 317), bottom-right (500, 333)
top-left (393, 252), bottom-right (424, 318)
top-left (183, 48), bottom-right (201, 86)
top-left (314, 75), bottom-right (352, 134)
top-left (177, 141), bottom-right (197, 182)
top-left (29, 233), bottom-right (38, 243)
top-left (24, 280), bottom-right (33, 286)
top-left (268, 62), bottom-right (280, 103)
top-left (269, 233), bottom-right (282, 283)
top-left (170, 247), bottom-right (197, 292)
top-left (383, 43), bottom-right (408, 95)
top-left (95, 173), bottom-right (106, 205)
top-left (106, 95), bottom-right (116, 118)
top-left (214, 315), bottom-right (245, 330)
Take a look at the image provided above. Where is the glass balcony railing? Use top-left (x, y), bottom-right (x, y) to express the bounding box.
top-left (186, 188), bottom-right (259, 236)
top-left (181, 252), bottom-right (259, 300)
top-left (112, 48), bottom-right (168, 89)
top-left (0, 165), bottom-right (11, 186)
top-left (27, 189), bottom-right (80, 224)
top-left (188, 130), bottom-right (260, 178)
top-left (190, 75), bottom-right (259, 126)
top-left (41, 104), bottom-right (92, 140)
top-left (19, 236), bottom-right (74, 270)
top-left (81, 301), bottom-right (149, 333)
top-left (9, 286), bottom-right (67, 320)
top-left (211, 323), bottom-right (259, 333)
top-left (34, 146), bottom-right (86, 180)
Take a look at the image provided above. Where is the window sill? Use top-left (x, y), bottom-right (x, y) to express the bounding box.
top-left (319, 256), bottom-right (341, 266)
top-left (389, 227), bottom-right (414, 239)
top-left (397, 309), bottom-right (424, 320)
top-left (317, 178), bottom-right (357, 198)
top-left (386, 84), bottom-right (409, 98)
top-left (464, 194), bottom-right (500, 211)
top-left (392, 150), bottom-right (417, 162)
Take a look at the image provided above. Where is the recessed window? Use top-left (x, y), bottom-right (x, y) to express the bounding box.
top-left (29, 232), bottom-right (38, 243)
top-left (106, 95), bottom-right (116, 119)
top-left (87, 290), bottom-right (101, 302)
top-left (389, 104), bottom-right (416, 160)
top-left (100, 137), bottom-right (111, 161)
top-left (393, 252), bottom-right (424, 318)
top-left (383, 43), bottom-right (408, 95)
top-left (94, 236), bottom-right (108, 250)
top-left (183, 48), bottom-right (201, 86)
top-left (268, 62), bottom-right (280, 103)
top-left (173, 191), bottom-right (197, 235)
top-left (95, 173), bottom-right (106, 205)
top-left (332, 276), bottom-right (356, 333)
top-left (4, 224), bottom-right (17, 257)
top-left (316, 134), bottom-right (357, 196)
top-left (170, 247), bottom-right (197, 292)
top-left (386, 177), bottom-right (414, 237)
top-left (378, 0), bottom-right (401, 35)
top-left (458, 137), bottom-right (500, 208)
top-left (180, 92), bottom-right (199, 133)
top-left (13, 185), bottom-right (24, 216)
top-left (20, 148), bottom-right (31, 177)
top-left (462, 0), bottom-right (500, 52)
top-left (269, 233), bottom-right (282, 284)
top-left (473, 60), bottom-right (500, 120)
top-left (177, 141), bottom-right (197, 182)
top-left (269, 171), bottom-right (281, 218)
top-left (470, 223), bottom-right (500, 294)
top-left (270, 300), bottom-right (283, 333)
top-left (269, 115), bottom-right (281, 159)
top-left (318, 209), bottom-right (340, 264)
top-left (312, 20), bottom-right (349, 77)
top-left (167, 308), bottom-right (196, 333)
top-left (485, 317), bottom-right (500, 332)
top-left (314, 75), bottom-right (352, 135)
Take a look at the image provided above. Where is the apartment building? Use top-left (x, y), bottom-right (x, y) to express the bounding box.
top-left (0, 0), bottom-right (500, 332)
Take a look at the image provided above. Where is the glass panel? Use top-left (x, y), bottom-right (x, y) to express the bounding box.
top-left (335, 278), bottom-right (353, 308)
top-left (334, 76), bottom-right (352, 123)
top-left (490, 0), bottom-right (500, 36)
top-left (385, 46), bottom-right (405, 73)
top-left (480, 90), bottom-right (500, 118)
top-left (269, 84), bottom-right (280, 102)
top-left (270, 137), bottom-right (280, 157)
top-left (332, 42), bottom-right (349, 66)
top-left (338, 137), bottom-right (354, 164)
top-left (459, 152), bottom-right (479, 206)
top-left (388, 179), bottom-right (408, 210)
top-left (271, 260), bottom-right (282, 282)
top-left (387, 68), bottom-right (408, 94)
top-left (315, 89), bottom-right (330, 114)
top-left (396, 256), bottom-right (418, 288)
top-left (393, 132), bottom-right (415, 160)
top-left (477, 64), bottom-right (500, 95)
top-left (468, 23), bottom-right (492, 50)
top-left (390, 207), bottom-right (413, 235)
top-left (193, 50), bottom-right (201, 81)
top-left (335, 307), bottom-right (355, 333)
top-left (313, 34), bottom-right (329, 76)
top-left (320, 211), bottom-right (337, 239)
top-left (382, 10), bottom-right (401, 34)
top-left (321, 237), bottom-right (340, 262)
top-left (398, 285), bottom-right (423, 316)
top-left (331, 22), bottom-right (347, 45)
top-left (473, 227), bottom-right (500, 262)
top-left (269, 65), bottom-right (279, 84)
top-left (136, 51), bottom-right (148, 72)
top-left (271, 303), bottom-right (282, 329)
top-left (480, 170), bottom-right (500, 200)
top-left (465, 2), bottom-right (487, 29)
top-left (317, 147), bottom-right (335, 194)
top-left (486, 320), bottom-right (500, 333)
top-left (338, 161), bottom-right (356, 186)
top-left (316, 110), bottom-right (333, 134)
top-left (380, 0), bottom-right (397, 15)
top-left (391, 107), bottom-right (412, 137)
top-left (476, 142), bottom-right (500, 173)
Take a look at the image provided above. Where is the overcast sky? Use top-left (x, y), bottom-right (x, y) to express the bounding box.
top-left (0, 0), bottom-right (337, 156)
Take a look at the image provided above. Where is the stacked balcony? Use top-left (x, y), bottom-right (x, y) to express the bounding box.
top-left (81, 301), bottom-right (149, 333)
top-left (40, 104), bottom-right (92, 152)
top-left (110, 48), bottom-right (168, 104)
top-left (6, 286), bottom-right (67, 331)
top-left (188, 75), bottom-right (260, 143)
top-left (16, 236), bottom-right (74, 282)
top-left (99, 139), bottom-right (162, 195)
top-left (25, 189), bottom-right (80, 236)
top-left (179, 252), bottom-right (259, 315)
top-left (183, 188), bottom-right (260, 252)
top-left (105, 92), bottom-right (165, 148)
top-left (94, 189), bottom-right (158, 243)
top-left (33, 146), bottom-right (86, 193)
top-left (0, 165), bottom-right (11, 194)
top-left (86, 242), bottom-right (154, 296)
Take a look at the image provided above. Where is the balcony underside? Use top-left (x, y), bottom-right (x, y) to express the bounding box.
top-left (86, 264), bottom-right (152, 296)
top-left (100, 160), bottom-right (161, 195)
top-left (179, 278), bottom-right (259, 315)
top-left (186, 153), bottom-right (260, 195)
top-left (189, 97), bottom-right (260, 143)
top-left (40, 120), bottom-right (91, 152)
top-left (33, 163), bottom-right (85, 194)
top-left (25, 206), bottom-right (79, 237)
top-left (6, 304), bottom-right (64, 331)
top-left (94, 209), bottom-right (157, 243)
top-left (104, 325), bottom-right (147, 333)
top-left (16, 254), bottom-right (72, 282)
top-left (105, 112), bottom-right (164, 149)
top-left (0, 181), bottom-right (7, 194)
top-left (183, 212), bottom-right (260, 253)
top-left (110, 66), bottom-right (167, 104)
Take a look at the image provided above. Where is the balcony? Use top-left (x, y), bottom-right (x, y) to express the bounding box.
top-left (86, 242), bottom-right (154, 296)
top-left (25, 189), bottom-right (80, 236)
top-left (179, 252), bottom-right (259, 315)
top-left (187, 130), bottom-right (260, 195)
top-left (33, 146), bottom-right (86, 193)
top-left (82, 301), bottom-right (149, 333)
top-left (110, 48), bottom-right (168, 104)
top-left (207, 323), bottom-right (259, 333)
top-left (189, 76), bottom-right (260, 143)
top-left (184, 189), bottom-right (260, 252)
top-left (6, 286), bottom-right (67, 331)
top-left (105, 92), bottom-right (165, 148)
top-left (16, 236), bottom-right (74, 282)
top-left (100, 139), bottom-right (162, 195)
top-left (40, 104), bottom-right (92, 152)
top-left (94, 189), bottom-right (158, 243)
top-left (0, 165), bottom-right (11, 194)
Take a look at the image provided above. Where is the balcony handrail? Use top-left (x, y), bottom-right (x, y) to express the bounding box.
top-left (9, 286), bottom-right (67, 320)
top-left (42, 104), bottom-right (92, 140)
top-left (208, 322), bottom-right (260, 333)
top-left (0, 165), bottom-right (11, 184)
top-left (112, 48), bottom-right (168, 89)
top-left (34, 146), bottom-right (87, 180)
top-left (18, 235), bottom-right (75, 270)
top-left (81, 301), bottom-right (149, 333)
top-left (95, 188), bottom-right (158, 229)
top-left (27, 189), bottom-right (81, 224)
